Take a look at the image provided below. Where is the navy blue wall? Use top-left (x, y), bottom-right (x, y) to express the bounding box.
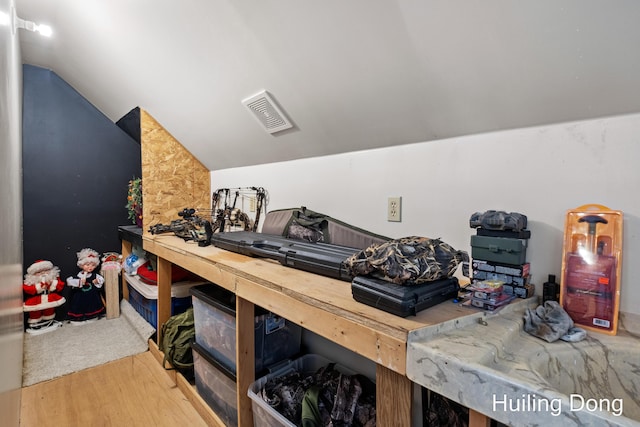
top-left (22, 64), bottom-right (141, 296)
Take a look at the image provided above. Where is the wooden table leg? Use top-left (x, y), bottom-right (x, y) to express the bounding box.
top-left (377, 364), bottom-right (413, 426)
top-left (469, 409), bottom-right (490, 427)
top-left (156, 257), bottom-right (172, 345)
top-left (120, 239), bottom-right (132, 301)
top-left (236, 297), bottom-right (255, 427)
top-left (103, 269), bottom-right (120, 319)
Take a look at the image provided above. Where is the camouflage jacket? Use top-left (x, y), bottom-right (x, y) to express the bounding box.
top-left (258, 363), bottom-right (376, 427)
top-left (345, 236), bottom-right (468, 285)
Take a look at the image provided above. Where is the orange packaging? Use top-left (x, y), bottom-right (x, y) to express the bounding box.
top-left (560, 204), bottom-right (623, 335)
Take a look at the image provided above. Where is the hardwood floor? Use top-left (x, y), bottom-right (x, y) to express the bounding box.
top-left (20, 351), bottom-right (208, 427)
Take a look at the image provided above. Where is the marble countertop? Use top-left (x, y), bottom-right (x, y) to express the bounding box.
top-left (407, 298), bottom-right (640, 426)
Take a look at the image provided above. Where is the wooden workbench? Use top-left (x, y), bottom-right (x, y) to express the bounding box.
top-left (138, 232), bottom-right (478, 427)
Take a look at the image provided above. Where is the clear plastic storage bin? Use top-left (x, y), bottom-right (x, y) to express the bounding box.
top-left (192, 340), bottom-right (238, 427)
top-left (248, 354), bottom-right (359, 427)
top-left (190, 284), bottom-right (302, 374)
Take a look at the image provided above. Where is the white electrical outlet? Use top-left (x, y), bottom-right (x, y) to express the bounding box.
top-left (388, 197), bottom-right (402, 222)
top-left (249, 197), bottom-right (256, 212)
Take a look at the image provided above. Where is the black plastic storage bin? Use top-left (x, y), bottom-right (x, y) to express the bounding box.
top-left (190, 284), bottom-right (302, 374)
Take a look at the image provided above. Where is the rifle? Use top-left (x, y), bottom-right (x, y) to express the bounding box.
top-left (148, 208), bottom-right (213, 246)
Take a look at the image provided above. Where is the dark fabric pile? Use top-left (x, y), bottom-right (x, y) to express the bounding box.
top-left (258, 363), bottom-right (376, 427)
top-left (345, 236), bottom-right (468, 285)
top-left (425, 391), bottom-right (469, 427)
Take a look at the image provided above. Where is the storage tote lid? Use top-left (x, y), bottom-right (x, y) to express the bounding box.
top-left (126, 274), bottom-right (205, 299)
top-left (191, 339), bottom-right (236, 382)
top-left (190, 283), bottom-right (269, 316)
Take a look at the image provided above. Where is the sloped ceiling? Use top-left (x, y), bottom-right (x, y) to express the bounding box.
top-left (16, 0), bottom-right (640, 171)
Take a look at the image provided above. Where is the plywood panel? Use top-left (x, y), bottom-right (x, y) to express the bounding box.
top-left (140, 109), bottom-right (210, 232)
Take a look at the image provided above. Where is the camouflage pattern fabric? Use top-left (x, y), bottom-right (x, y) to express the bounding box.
top-left (287, 221), bottom-right (327, 243)
top-left (259, 363), bottom-right (376, 426)
top-left (469, 210), bottom-right (527, 231)
top-left (259, 369), bottom-right (313, 422)
top-left (345, 236), bottom-right (469, 285)
top-left (425, 391), bottom-right (469, 427)
top-left (285, 209), bottom-right (330, 243)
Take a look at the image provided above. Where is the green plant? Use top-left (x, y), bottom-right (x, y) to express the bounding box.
top-left (126, 177), bottom-right (143, 226)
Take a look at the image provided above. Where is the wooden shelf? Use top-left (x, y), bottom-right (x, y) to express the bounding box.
top-left (127, 232), bottom-right (478, 426)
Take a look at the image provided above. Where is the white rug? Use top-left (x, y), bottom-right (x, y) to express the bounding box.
top-left (22, 299), bottom-right (156, 387)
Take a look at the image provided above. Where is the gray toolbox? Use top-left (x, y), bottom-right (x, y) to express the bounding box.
top-left (470, 235), bottom-right (528, 265)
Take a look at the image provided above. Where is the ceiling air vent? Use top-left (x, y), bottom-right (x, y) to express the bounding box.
top-left (242, 90), bottom-right (293, 134)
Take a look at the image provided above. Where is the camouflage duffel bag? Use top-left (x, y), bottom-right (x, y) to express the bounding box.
top-left (345, 236), bottom-right (469, 285)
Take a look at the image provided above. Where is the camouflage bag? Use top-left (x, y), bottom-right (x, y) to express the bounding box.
top-left (284, 207), bottom-right (330, 243)
top-left (267, 206), bottom-right (389, 248)
top-left (345, 236), bottom-right (469, 285)
top-left (469, 210), bottom-right (528, 231)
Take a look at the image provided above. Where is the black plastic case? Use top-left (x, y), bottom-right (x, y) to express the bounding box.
top-left (351, 276), bottom-right (459, 317)
top-left (210, 231), bottom-right (359, 281)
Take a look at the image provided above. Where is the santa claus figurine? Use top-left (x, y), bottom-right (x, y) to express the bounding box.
top-left (66, 248), bottom-right (106, 324)
top-left (23, 259), bottom-right (66, 334)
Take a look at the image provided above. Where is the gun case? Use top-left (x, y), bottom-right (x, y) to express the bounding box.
top-left (261, 207), bottom-right (390, 249)
top-left (210, 231), bottom-right (287, 258)
top-left (351, 275), bottom-right (460, 317)
top-left (210, 231), bottom-right (359, 281)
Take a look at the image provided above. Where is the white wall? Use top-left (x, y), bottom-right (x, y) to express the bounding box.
top-left (212, 113), bottom-right (640, 315)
